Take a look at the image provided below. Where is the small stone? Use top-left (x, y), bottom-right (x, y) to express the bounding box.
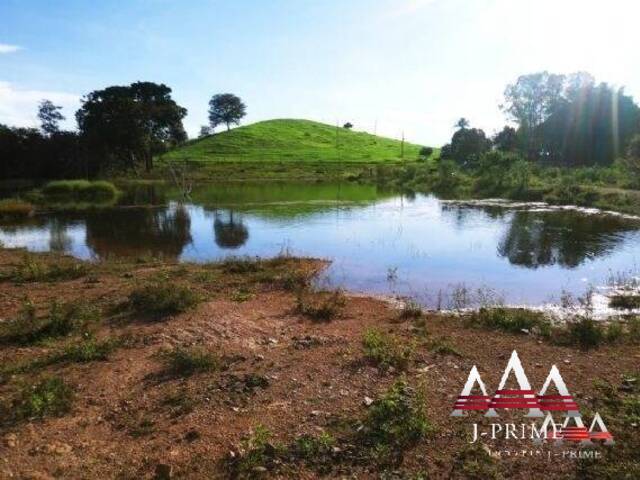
top-left (154, 463), bottom-right (172, 480)
top-left (363, 396), bottom-right (374, 406)
top-left (310, 410), bottom-right (322, 416)
top-left (3, 433), bottom-right (17, 448)
top-left (252, 466), bottom-right (268, 473)
top-left (564, 359), bottom-right (571, 364)
top-left (267, 337), bottom-right (278, 345)
top-left (520, 328), bottom-right (530, 334)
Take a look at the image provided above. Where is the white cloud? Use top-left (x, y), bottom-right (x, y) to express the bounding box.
top-left (0, 81), bottom-right (80, 129)
top-left (0, 43), bottom-right (22, 54)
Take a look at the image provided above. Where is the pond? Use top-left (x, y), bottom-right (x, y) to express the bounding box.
top-left (2, 181), bottom-right (640, 308)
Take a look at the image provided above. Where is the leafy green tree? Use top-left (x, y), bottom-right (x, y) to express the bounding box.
top-left (454, 117), bottom-right (470, 129)
top-left (208, 93), bottom-right (246, 131)
top-left (492, 126), bottom-right (519, 152)
top-left (622, 134), bottom-right (640, 187)
top-left (38, 100), bottom-right (65, 136)
top-left (76, 82), bottom-right (187, 172)
top-left (199, 125), bottom-right (212, 138)
top-left (419, 146), bottom-right (433, 159)
top-left (442, 125), bottom-right (491, 166)
top-left (343, 122), bottom-right (353, 129)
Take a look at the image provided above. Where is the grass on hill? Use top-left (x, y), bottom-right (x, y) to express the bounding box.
top-left (161, 119), bottom-right (429, 164)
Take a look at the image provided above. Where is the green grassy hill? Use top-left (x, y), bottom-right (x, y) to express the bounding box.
top-left (162, 119), bottom-right (429, 163)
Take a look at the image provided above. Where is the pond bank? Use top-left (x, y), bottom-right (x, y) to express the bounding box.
top-left (0, 248), bottom-right (638, 478)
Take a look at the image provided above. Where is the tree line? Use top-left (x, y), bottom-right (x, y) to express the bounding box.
top-left (441, 71), bottom-right (640, 168)
top-left (0, 83), bottom-right (246, 179)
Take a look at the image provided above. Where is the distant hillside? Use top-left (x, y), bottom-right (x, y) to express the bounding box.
top-left (162, 119), bottom-right (431, 163)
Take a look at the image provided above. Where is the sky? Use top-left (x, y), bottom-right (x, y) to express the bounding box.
top-left (1, 0), bottom-right (639, 146)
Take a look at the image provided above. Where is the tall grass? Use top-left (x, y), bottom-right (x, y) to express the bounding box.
top-left (42, 180), bottom-right (118, 201)
top-left (0, 198), bottom-right (34, 220)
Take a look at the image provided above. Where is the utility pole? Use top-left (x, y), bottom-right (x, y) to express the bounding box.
top-left (400, 130), bottom-right (405, 160)
top-left (335, 121), bottom-right (339, 148)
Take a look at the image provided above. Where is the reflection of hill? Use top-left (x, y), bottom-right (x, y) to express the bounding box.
top-left (174, 182), bottom-right (396, 220)
top-left (85, 204), bottom-right (191, 259)
top-left (497, 211), bottom-right (636, 268)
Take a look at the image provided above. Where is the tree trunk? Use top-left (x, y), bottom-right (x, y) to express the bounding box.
top-left (145, 150), bottom-right (153, 172)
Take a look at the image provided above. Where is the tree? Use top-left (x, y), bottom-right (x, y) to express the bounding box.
top-left (441, 125), bottom-right (491, 166)
top-left (492, 126), bottom-right (519, 152)
top-left (38, 99), bottom-right (65, 136)
top-left (501, 72), bottom-right (565, 158)
top-left (199, 125), bottom-right (212, 138)
top-left (343, 122), bottom-right (353, 129)
top-left (454, 118), bottom-right (470, 130)
top-left (208, 93), bottom-right (246, 131)
top-left (76, 82), bottom-right (187, 173)
top-left (419, 146), bottom-right (433, 159)
top-left (622, 134), bottom-right (640, 187)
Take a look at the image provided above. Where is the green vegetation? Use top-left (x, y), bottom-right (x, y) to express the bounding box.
top-left (61, 336), bottom-right (117, 362)
top-left (162, 119), bottom-right (426, 164)
top-left (295, 288), bottom-right (346, 322)
top-left (0, 299), bottom-right (100, 345)
top-left (0, 198), bottom-right (33, 220)
top-left (609, 294), bottom-right (640, 310)
top-left (14, 376), bottom-right (75, 420)
top-left (42, 179), bottom-right (119, 201)
top-left (465, 307), bottom-right (551, 335)
top-left (160, 346), bottom-right (220, 376)
top-left (362, 328), bottom-right (414, 370)
top-left (1, 255), bottom-right (88, 283)
top-left (128, 282), bottom-right (200, 319)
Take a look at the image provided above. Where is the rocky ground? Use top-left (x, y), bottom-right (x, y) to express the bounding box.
top-left (0, 248), bottom-right (638, 479)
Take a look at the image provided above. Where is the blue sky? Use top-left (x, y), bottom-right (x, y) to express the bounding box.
top-left (1, 0), bottom-right (639, 145)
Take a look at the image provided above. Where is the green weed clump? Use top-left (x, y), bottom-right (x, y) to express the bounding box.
top-left (129, 283), bottom-right (200, 319)
top-left (4, 255), bottom-right (88, 283)
top-left (609, 294), bottom-right (640, 310)
top-left (356, 379), bottom-right (432, 466)
top-left (61, 336), bottom-right (116, 362)
top-left (14, 377), bottom-right (74, 420)
top-left (398, 300), bottom-right (423, 320)
top-left (0, 299), bottom-right (100, 345)
top-left (362, 328), bottom-right (414, 370)
top-left (227, 425), bottom-right (283, 478)
top-left (561, 317), bottom-right (605, 350)
top-left (0, 198), bottom-right (34, 220)
top-left (160, 346), bottom-right (219, 377)
top-left (295, 288), bottom-right (345, 322)
top-left (42, 179), bottom-right (118, 201)
top-left (466, 307), bottom-right (551, 335)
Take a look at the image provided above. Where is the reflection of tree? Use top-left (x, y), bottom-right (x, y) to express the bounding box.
top-left (498, 211), bottom-right (635, 268)
top-left (213, 210), bottom-right (248, 249)
top-left (85, 204), bottom-right (191, 258)
top-left (48, 217), bottom-right (72, 252)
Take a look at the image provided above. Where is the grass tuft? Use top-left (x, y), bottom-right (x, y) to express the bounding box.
top-left (14, 377), bottom-right (74, 420)
top-left (129, 283), bottom-right (200, 319)
top-left (362, 328), bottom-right (414, 370)
top-left (160, 346), bottom-right (220, 377)
top-left (42, 179), bottom-right (118, 201)
top-left (295, 289), bottom-right (345, 322)
top-left (0, 198), bottom-right (34, 220)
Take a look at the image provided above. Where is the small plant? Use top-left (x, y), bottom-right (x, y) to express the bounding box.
top-left (398, 300), bottom-right (422, 320)
top-left (429, 338), bottom-right (462, 357)
top-left (563, 317), bottom-right (605, 350)
top-left (42, 179), bottom-right (118, 201)
top-left (129, 283), bottom-right (200, 319)
top-left (161, 346), bottom-right (219, 376)
top-left (227, 425), bottom-right (281, 478)
top-left (293, 432), bottom-right (335, 461)
top-left (295, 289), bottom-right (345, 322)
top-left (609, 294), bottom-right (640, 310)
top-left (61, 335), bottom-right (115, 362)
top-left (230, 288), bottom-right (254, 302)
top-left (15, 377), bottom-right (74, 419)
top-left (5, 255), bottom-right (88, 283)
top-left (356, 379), bottom-right (432, 466)
top-left (362, 328), bottom-right (414, 370)
top-left (220, 256), bottom-right (262, 274)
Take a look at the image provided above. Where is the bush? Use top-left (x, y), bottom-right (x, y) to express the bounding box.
top-left (357, 379), bottom-right (432, 466)
top-left (466, 307), bottom-right (550, 335)
top-left (161, 346), bottom-right (219, 376)
top-left (609, 294), bottom-right (640, 310)
top-left (563, 317), bottom-right (605, 350)
top-left (362, 328), bottom-right (414, 370)
top-left (3, 255), bottom-right (88, 283)
top-left (0, 198), bottom-right (34, 220)
top-left (295, 289), bottom-right (345, 322)
top-left (61, 336), bottom-right (115, 362)
top-left (0, 299), bottom-right (100, 345)
top-left (15, 377), bottom-right (74, 419)
top-left (42, 180), bottom-right (118, 201)
top-left (129, 283), bottom-right (200, 319)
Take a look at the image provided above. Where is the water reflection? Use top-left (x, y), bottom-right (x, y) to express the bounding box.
top-left (85, 204), bottom-right (192, 259)
top-left (497, 210), bottom-right (633, 268)
top-left (212, 210), bottom-right (249, 249)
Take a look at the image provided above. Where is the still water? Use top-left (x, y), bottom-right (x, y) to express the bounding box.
top-left (2, 182), bottom-right (640, 307)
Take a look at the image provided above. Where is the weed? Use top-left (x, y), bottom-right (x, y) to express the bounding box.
top-left (61, 335), bottom-right (115, 362)
top-left (362, 328), bottom-right (414, 370)
top-left (295, 289), bottom-right (345, 322)
top-left (398, 300), bottom-right (423, 320)
top-left (466, 307), bottom-right (551, 335)
top-left (221, 256), bottom-right (262, 274)
top-left (429, 338), bottom-right (462, 356)
top-left (14, 377), bottom-right (74, 420)
top-left (42, 179), bottom-right (118, 200)
top-left (230, 289), bottom-right (254, 302)
top-left (4, 255), bottom-right (88, 283)
top-left (129, 283), bottom-right (200, 319)
top-left (161, 346), bottom-right (219, 377)
top-left (0, 198), bottom-right (33, 220)
top-left (293, 432), bottom-right (335, 461)
top-left (227, 425), bottom-right (282, 478)
top-left (562, 317), bottom-right (605, 350)
top-left (609, 294), bottom-right (640, 310)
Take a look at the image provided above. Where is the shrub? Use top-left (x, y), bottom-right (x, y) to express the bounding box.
top-left (0, 198), bottom-right (34, 220)
top-left (609, 294), bottom-right (640, 310)
top-left (220, 256), bottom-right (262, 274)
top-left (0, 299), bottom-right (99, 345)
top-left (356, 379), bottom-right (432, 466)
top-left (42, 180), bottom-right (118, 201)
top-left (563, 317), bottom-right (605, 350)
top-left (61, 336), bottom-right (115, 362)
top-left (227, 425), bottom-right (281, 478)
top-left (295, 289), bottom-right (345, 322)
top-left (160, 346), bottom-right (219, 376)
top-left (4, 255), bottom-right (88, 283)
top-left (15, 377), bottom-right (74, 419)
top-left (362, 328), bottom-right (414, 370)
top-left (129, 283), bottom-right (200, 319)
top-left (466, 307), bottom-right (550, 336)
top-left (398, 301), bottom-right (423, 320)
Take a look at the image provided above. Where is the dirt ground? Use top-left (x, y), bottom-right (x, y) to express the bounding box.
top-left (0, 248), bottom-right (638, 479)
